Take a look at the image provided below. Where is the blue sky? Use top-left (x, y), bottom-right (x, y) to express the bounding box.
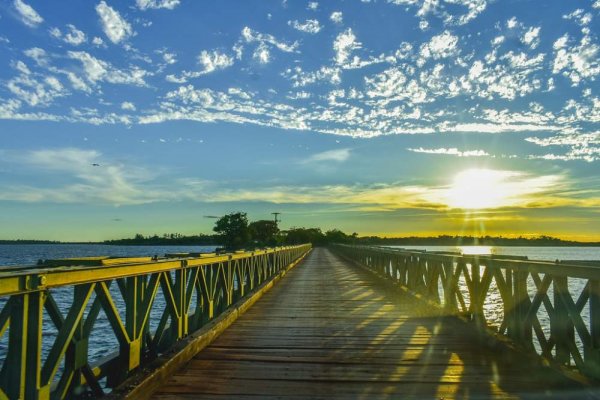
top-left (0, 0), bottom-right (599, 241)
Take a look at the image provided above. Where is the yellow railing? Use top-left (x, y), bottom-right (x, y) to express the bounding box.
top-left (0, 244), bottom-right (311, 399)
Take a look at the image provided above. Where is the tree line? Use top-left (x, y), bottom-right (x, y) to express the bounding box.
top-left (103, 212), bottom-right (358, 249)
top-left (101, 212), bottom-right (600, 249)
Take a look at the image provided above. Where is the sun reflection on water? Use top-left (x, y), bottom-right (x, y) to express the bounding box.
top-left (457, 245), bottom-right (493, 255)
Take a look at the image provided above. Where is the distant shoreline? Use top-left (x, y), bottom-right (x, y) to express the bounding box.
top-left (1, 237), bottom-right (599, 247)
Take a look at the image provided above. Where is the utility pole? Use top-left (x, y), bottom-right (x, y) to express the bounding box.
top-left (271, 212), bottom-right (281, 223)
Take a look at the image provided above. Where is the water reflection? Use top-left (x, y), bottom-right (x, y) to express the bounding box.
top-left (457, 245), bottom-right (493, 255)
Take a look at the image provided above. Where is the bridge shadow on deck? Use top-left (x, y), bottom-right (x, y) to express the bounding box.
top-left (152, 248), bottom-right (597, 399)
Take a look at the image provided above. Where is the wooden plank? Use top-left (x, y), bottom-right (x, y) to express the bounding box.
top-left (151, 248), bottom-right (589, 399)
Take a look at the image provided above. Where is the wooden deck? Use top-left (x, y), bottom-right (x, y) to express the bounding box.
top-left (152, 248), bottom-right (593, 399)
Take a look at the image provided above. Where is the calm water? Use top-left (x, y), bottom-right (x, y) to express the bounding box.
top-left (0, 244), bottom-right (217, 370)
top-left (387, 245), bottom-right (600, 262)
top-left (0, 243), bottom-right (218, 267)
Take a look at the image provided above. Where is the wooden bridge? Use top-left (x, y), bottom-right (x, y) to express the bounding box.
top-left (0, 245), bottom-right (599, 398)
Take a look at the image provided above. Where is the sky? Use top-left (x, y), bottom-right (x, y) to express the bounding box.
top-left (0, 0), bottom-right (599, 241)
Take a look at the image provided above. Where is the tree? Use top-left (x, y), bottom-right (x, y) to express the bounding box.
top-left (213, 212), bottom-right (250, 250)
top-left (249, 220), bottom-right (279, 246)
top-left (284, 227), bottom-right (326, 246)
top-left (325, 229), bottom-right (350, 244)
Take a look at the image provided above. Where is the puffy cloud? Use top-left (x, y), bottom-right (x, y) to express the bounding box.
top-left (253, 44), bottom-right (270, 64)
top-left (162, 52), bottom-right (176, 64)
top-left (50, 24), bottom-right (87, 46)
top-left (197, 50), bottom-right (234, 73)
top-left (7, 73), bottom-right (67, 107)
top-left (288, 19), bottom-right (322, 34)
top-left (552, 28), bottom-right (600, 85)
top-left (283, 65), bottom-right (341, 87)
top-left (121, 101), bottom-right (136, 111)
top-left (419, 31), bottom-right (459, 60)
top-left (333, 28), bottom-right (361, 65)
top-left (13, 0), bottom-right (43, 27)
top-left (522, 26), bottom-right (540, 49)
top-left (68, 51), bottom-right (150, 86)
top-left (167, 50), bottom-right (234, 82)
top-left (95, 1), bottom-right (134, 44)
top-left (136, 0), bottom-right (180, 10)
top-left (23, 47), bottom-right (50, 66)
top-left (388, 0), bottom-right (488, 26)
top-left (330, 11), bottom-right (343, 25)
top-left (241, 27), bottom-right (299, 53)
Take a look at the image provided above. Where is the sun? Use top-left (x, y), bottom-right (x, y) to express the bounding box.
top-left (445, 169), bottom-right (517, 209)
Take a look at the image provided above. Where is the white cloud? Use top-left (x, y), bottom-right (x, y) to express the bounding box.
top-left (522, 26), bottom-right (540, 49)
top-left (0, 148), bottom-right (171, 205)
top-left (163, 52), bottom-right (176, 64)
top-left (407, 147), bottom-right (490, 157)
top-left (283, 65), bottom-right (341, 87)
top-left (136, 0), bottom-right (180, 10)
top-left (7, 73), bottom-right (67, 107)
top-left (68, 51), bottom-right (150, 86)
top-left (92, 37), bottom-right (105, 47)
top-left (241, 27), bottom-right (299, 53)
top-left (121, 101), bottom-right (136, 111)
top-left (563, 9), bottom-right (593, 26)
top-left (23, 47), bottom-right (50, 66)
top-left (253, 43), bottom-right (270, 64)
top-left (307, 1), bottom-right (318, 10)
top-left (50, 24), bottom-right (87, 46)
top-left (330, 11), bottom-right (343, 25)
top-left (419, 31), bottom-right (459, 60)
top-left (6, 58), bottom-right (67, 107)
top-left (303, 148), bottom-right (351, 163)
top-left (333, 28), bottom-right (361, 65)
top-left (552, 29), bottom-right (600, 85)
top-left (95, 1), bottom-right (134, 44)
top-left (198, 50), bottom-right (234, 73)
top-left (13, 0), bottom-right (43, 27)
top-left (288, 19), bottom-right (322, 34)
top-left (167, 50), bottom-right (234, 82)
top-left (388, 0), bottom-right (488, 26)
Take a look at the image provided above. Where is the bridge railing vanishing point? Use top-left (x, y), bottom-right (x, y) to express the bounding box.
top-left (331, 244), bottom-right (600, 381)
top-left (0, 244), bottom-right (311, 399)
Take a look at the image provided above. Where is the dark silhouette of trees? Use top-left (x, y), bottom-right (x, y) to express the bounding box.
top-left (213, 212), bottom-right (251, 250)
top-left (249, 220), bottom-right (280, 246)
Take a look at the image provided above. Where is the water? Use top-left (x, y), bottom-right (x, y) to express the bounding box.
top-left (0, 244), bottom-right (217, 378)
top-left (386, 245), bottom-right (600, 262)
top-left (0, 243), bottom-right (218, 267)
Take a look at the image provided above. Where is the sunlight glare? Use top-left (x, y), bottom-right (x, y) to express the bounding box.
top-left (458, 245), bottom-right (493, 255)
top-left (445, 169), bottom-right (516, 209)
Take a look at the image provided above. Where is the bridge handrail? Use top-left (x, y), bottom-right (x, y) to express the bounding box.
top-left (331, 244), bottom-right (600, 380)
top-left (0, 244), bottom-right (312, 399)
